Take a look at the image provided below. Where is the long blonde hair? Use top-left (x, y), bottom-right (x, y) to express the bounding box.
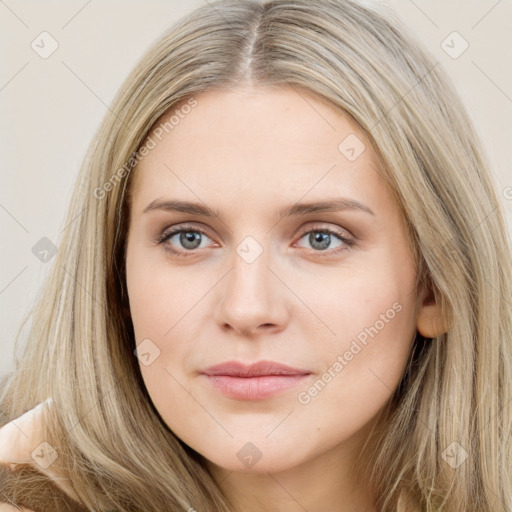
top-left (1, 0), bottom-right (511, 510)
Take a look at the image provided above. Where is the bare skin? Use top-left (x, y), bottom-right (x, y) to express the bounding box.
top-left (125, 84), bottom-right (446, 512)
top-left (0, 402), bottom-right (82, 509)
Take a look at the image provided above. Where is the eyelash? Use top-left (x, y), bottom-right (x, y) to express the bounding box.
top-left (156, 223), bottom-right (356, 258)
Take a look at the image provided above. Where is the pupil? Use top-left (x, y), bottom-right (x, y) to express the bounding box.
top-left (181, 231), bottom-right (201, 249)
top-left (310, 232), bottom-right (330, 250)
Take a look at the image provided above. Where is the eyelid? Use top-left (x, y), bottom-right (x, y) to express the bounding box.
top-left (292, 223), bottom-right (355, 255)
top-left (157, 223), bottom-right (216, 246)
top-left (295, 222), bottom-right (355, 242)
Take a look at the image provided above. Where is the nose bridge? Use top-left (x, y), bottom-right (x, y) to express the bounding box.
top-left (214, 234), bottom-right (287, 335)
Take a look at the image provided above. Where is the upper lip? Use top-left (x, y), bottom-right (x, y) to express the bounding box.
top-left (201, 360), bottom-right (311, 377)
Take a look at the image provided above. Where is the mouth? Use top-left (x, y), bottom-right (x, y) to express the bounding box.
top-left (201, 360), bottom-right (312, 400)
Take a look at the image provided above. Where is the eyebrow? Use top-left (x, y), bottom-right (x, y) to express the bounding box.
top-left (143, 198), bottom-right (375, 218)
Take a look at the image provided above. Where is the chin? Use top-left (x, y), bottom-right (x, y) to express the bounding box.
top-left (196, 437), bottom-right (311, 475)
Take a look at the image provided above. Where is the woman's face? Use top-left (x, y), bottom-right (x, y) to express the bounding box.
top-left (125, 85), bottom-right (427, 477)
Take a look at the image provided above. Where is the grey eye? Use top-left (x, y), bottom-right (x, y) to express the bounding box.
top-left (297, 230), bottom-right (344, 251)
top-left (178, 231), bottom-right (203, 250)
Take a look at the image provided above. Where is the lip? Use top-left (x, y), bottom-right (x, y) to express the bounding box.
top-left (202, 360), bottom-right (310, 377)
top-left (201, 360), bottom-right (311, 400)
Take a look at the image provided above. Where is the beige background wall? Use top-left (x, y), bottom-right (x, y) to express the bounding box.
top-left (1, 0), bottom-right (511, 375)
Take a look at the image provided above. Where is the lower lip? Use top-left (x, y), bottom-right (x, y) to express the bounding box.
top-left (203, 374), bottom-right (310, 400)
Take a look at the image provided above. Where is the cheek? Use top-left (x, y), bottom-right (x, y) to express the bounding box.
top-left (288, 273), bottom-right (417, 456)
top-left (125, 246), bottom-right (223, 399)
top-left (290, 255), bottom-right (417, 350)
top-left (126, 244), bottom-right (208, 341)
top-left (125, 247), bottom-right (206, 422)
top-left (292, 255), bottom-right (418, 403)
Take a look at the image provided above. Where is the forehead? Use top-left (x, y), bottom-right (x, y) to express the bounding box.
top-left (130, 85), bottom-right (388, 215)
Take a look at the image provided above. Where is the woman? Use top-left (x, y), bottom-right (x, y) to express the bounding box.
top-left (1, 0), bottom-right (511, 511)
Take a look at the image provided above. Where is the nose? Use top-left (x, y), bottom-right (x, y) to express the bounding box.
top-left (213, 248), bottom-right (289, 337)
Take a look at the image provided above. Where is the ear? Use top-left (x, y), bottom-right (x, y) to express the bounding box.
top-left (416, 283), bottom-right (449, 338)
